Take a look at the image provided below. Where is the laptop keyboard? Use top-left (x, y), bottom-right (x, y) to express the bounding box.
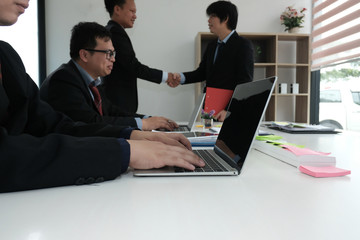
top-left (157, 126), bottom-right (189, 132)
top-left (172, 126), bottom-right (189, 132)
top-left (174, 150), bottom-right (229, 173)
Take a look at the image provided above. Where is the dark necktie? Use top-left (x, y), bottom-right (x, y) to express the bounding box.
top-left (89, 83), bottom-right (103, 116)
top-left (214, 42), bottom-right (225, 63)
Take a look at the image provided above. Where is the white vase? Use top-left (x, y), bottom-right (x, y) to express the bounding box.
top-left (288, 27), bottom-right (300, 33)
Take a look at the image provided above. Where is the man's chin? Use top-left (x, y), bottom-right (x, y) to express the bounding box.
top-left (0, 15), bottom-right (19, 26)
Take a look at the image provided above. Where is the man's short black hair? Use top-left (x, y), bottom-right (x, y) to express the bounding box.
top-left (104, 0), bottom-right (127, 17)
top-left (70, 22), bottom-right (112, 60)
top-left (206, 1), bottom-right (238, 30)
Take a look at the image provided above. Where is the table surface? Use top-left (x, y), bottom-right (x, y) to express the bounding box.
top-left (1, 128), bottom-right (360, 240)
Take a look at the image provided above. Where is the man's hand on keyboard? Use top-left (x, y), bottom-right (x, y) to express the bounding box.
top-left (142, 117), bottom-right (179, 131)
top-left (130, 131), bottom-right (192, 150)
top-left (128, 140), bottom-right (205, 170)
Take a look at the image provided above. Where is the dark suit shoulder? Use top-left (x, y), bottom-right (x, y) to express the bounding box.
top-left (43, 61), bottom-right (81, 85)
top-left (40, 61), bottom-right (83, 100)
top-left (106, 20), bottom-right (126, 35)
top-left (0, 41), bottom-right (25, 72)
top-left (228, 33), bottom-right (253, 47)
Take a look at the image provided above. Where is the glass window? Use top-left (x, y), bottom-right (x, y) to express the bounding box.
top-left (320, 90), bottom-right (342, 103)
top-left (319, 60), bottom-right (360, 132)
top-left (352, 91), bottom-right (360, 105)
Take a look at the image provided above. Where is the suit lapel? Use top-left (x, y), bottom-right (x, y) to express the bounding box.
top-left (210, 32), bottom-right (239, 73)
top-left (0, 84), bottom-right (9, 125)
top-left (68, 61), bottom-right (94, 100)
top-left (68, 61), bottom-right (102, 114)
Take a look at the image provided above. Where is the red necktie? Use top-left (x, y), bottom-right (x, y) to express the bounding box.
top-left (89, 83), bottom-right (103, 116)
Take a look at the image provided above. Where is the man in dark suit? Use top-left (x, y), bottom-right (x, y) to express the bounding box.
top-left (169, 1), bottom-right (254, 121)
top-left (40, 22), bottom-right (177, 131)
top-left (103, 0), bottom-right (175, 114)
top-left (0, 0), bottom-right (204, 193)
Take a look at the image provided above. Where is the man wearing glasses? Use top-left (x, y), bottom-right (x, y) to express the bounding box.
top-left (40, 22), bottom-right (177, 131)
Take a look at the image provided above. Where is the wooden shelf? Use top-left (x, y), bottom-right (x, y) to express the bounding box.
top-left (196, 32), bottom-right (311, 123)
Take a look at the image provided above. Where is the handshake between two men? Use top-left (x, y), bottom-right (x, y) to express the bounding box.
top-left (166, 73), bottom-right (182, 88)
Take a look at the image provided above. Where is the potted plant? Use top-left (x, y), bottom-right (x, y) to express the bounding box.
top-left (201, 109), bottom-right (215, 129)
top-left (252, 40), bottom-right (266, 63)
top-left (280, 6), bottom-right (307, 33)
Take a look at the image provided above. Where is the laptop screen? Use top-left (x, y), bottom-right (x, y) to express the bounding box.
top-left (187, 93), bottom-right (205, 129)
top-left (214, 77), bottom-right (276, 172)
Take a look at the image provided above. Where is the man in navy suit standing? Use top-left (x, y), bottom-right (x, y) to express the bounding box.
top-left (169, 1), bottom-right (254, 121)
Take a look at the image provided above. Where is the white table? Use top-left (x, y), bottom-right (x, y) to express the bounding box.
top-left (1, 130), bottom-right (360, 240)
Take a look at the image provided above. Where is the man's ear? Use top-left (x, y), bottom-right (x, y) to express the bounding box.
top-left (222, 16), bottom-right (229, 24)
top-left (113, 5), bottom-right (122, 15)
top-left (79, 49), bottom-right (89, 62)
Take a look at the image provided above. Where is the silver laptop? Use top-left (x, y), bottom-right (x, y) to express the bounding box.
top-left (134, 76), bottom-right (277, 176)
top-left (158, 93), bottom-right (205, 132)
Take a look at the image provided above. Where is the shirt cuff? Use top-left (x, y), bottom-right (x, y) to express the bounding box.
top-left (180, 73), bottom-right (186, 84)
top-left (117, 138), bottom-right (130, 173)
top-left (120, 127), bottom-right (136, 139)
top-left (135, 117), bottom-right (143, 130)
top-left (161, 71), bottom-right (168, 83)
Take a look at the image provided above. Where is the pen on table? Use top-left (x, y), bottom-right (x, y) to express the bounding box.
top-left (209, 128), bottom-right (217, 133)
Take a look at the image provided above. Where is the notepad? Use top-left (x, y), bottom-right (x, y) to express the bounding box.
top-left (281, 145), bottom-right (331, 156)
top-left (204, 87), bottom-right (233, 115)
top-left (252, 140), bottom-right (336, 167)
top-left (299, 165), bottom-right (351, 178)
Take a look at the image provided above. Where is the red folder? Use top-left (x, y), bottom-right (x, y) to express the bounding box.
top-left (204, 87), bottom-right (234, 115)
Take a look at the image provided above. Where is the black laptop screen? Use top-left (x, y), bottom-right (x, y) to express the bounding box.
top-left (214, 77), bottom-right (276, 171)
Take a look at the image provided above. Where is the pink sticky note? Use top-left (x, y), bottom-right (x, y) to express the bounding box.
top-left (281, 145), bottom-right (331, 156)
top-left (299, 165), bottom-right (351, 178)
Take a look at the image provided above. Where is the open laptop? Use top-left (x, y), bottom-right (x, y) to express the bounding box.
top-left (134, 76), bottom-right (277, 176)
top-left (157, 93), bottom-right (205, 132)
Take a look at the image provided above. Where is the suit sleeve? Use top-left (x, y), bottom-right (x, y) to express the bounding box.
top-left (182, 44), bottom-right (211, 84)
top-left (111, 27), bottom-right (162, 83)
top-left (0, 127), bottom-right (129, 193)
top-left (235, 38), bottom-right (254, 84)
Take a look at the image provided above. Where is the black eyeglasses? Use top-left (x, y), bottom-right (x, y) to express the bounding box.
top-left (84, 49), bottom-right (116, 60)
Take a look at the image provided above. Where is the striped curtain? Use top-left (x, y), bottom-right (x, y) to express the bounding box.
top-left (312, 0), bottom-right (360, 70)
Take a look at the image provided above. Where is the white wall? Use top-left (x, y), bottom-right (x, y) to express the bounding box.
top-left (46, 0), bottom-right (311, 121)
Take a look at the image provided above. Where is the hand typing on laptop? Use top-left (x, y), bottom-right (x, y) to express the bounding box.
top-left (128, 131), bottom-right (205, 171)
top-left (142, 117), bottom-right (179, 131)
top-left (130, 131), bottom-right (192, 150)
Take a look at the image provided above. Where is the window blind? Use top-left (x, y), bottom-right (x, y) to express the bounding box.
top-left (312, 0), bottom-right (360, 70)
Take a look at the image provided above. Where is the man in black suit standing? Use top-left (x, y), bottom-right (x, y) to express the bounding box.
top-left (0, 0), bottom-right (204, 193)
top-left (169, 1), bottom-right (254, 121)
top-left (103, 0), bottom-right (175, 114)
top-left (40, 21), bottom-right (178, 131)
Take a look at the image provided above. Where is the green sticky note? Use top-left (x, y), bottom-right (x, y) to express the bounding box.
top-left (255, 135), bottom-right (283, 141)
